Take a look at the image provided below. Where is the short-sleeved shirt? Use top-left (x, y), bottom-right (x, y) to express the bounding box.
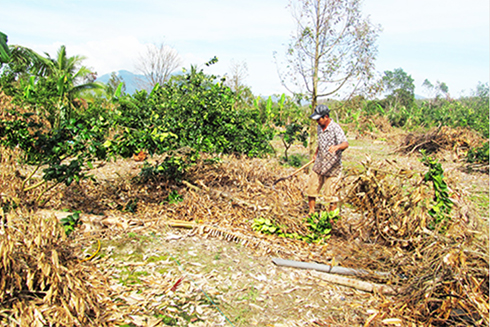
top-left (312, 120), bottom-right (347, 177)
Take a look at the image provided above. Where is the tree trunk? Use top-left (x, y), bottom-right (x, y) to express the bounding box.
top-left (308, 0), bottom-right (322, 157)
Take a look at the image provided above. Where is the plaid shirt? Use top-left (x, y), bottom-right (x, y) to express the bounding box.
top-left (312, 120), bottom-right (347, 177)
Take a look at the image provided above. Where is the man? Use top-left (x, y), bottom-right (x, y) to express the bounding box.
top-left (307, 104), bottom-right (349, 215)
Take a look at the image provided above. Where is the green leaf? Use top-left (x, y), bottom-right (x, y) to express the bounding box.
top-left (0, 31), bottom-right (10, 64)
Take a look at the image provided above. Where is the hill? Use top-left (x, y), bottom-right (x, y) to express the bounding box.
top-left (96, 70), bottom-right (143, 95)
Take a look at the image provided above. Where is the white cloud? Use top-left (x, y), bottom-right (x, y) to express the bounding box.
top-left (72, 36), bottom-right (147, 76)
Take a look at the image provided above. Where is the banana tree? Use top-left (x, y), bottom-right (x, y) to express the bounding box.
top-left (0, 31), bottom-right (10, 65)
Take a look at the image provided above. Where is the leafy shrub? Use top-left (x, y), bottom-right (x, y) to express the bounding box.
top-left (279, 122), bottom-right (308, 162)
top-left (285, 154), bottom-right (306, 168)
top-left (304, 209), bottom-right (339, 242)
top-left (60, 211), bottom-right (82, 236)
top-left (252, 210), bottom-right (340, 243)
top-left (137, 150), bottom-right (199, 183)
top-left (466, 141), bottom-right (489, 165)
top-left (164, 190), bottom-right (183, 204)
top-left (252, 217), bottom-right (280, 235)
top-left (111, 65), bottom-right (274, 158)
top-left (0, 110), bottom-right (108, 203)
top-left (420, 150), bottom-right (452, 230)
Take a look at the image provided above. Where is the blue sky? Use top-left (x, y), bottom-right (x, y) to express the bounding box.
top-left (3, 0), bottom-right (489, 98)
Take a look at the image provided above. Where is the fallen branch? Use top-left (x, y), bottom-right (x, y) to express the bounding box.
top-left (312, 270), bottom-right (396, 295)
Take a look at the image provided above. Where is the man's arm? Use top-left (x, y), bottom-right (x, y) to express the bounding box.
top-left (328, 141), bottom-right (349, 154)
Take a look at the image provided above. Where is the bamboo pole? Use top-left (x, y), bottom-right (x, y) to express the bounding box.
top-left (308, 270), bottom-right (397, 295)
top-left (272, 257), bottom-right (396, 295)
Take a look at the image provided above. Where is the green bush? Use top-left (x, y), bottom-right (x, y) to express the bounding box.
top-left (466, 141), bottom-right (489, 165)
top-left (110, 66), bottom-right (274, 158)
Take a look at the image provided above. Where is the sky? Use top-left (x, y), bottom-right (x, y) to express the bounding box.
top-left (2, 0), bottom-right (489, 98)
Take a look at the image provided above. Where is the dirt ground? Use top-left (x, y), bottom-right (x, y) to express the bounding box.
top-left (62, 135), bottom-right (488, 327)
top-left (94, 228), bottom-right (379, 326)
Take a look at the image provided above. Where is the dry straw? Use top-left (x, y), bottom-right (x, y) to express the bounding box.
top-left (0, 210), bottom-right (119, 326)
top-left (337, 157), bottom-right (489, 325)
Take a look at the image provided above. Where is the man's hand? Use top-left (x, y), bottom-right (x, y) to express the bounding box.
top-left (328, 145), bottom-right (339, 154)
top-left (328, 142), bottom-right (349, 154)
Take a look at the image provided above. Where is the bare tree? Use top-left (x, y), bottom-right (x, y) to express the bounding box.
top-left (226, 60), bottom-right (254, 109)
top-left (227, 59), bottom-right (249, 93)
top-left (135, 43), bottom-right (182, 91)
top-left (278, 0), bottom-right (380, 152)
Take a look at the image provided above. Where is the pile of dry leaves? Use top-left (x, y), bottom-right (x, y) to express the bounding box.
top-left (336, 157), bottom-right (489, 326)
top-left (396, 126), bottom-right (486, 157)
top-left (0, 210), bottom-right (120, 326)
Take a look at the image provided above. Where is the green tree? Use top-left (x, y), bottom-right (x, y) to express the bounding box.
top-left (382, 68), bottom-right (415, 96)
top-left (381, 68), bottom-right (416, 119)
top-left (109, 62), bottom-right (274, 159)
top-left (34, 45), bottom-right (103, 127)
top-left (0, 37), bottom-right (49, 96)
top-left (279, 122), bottom-right (308, 162)
top-left (280, 0), bottom-right (380, 153)
top-left (106, 71), bottom-right (126, 98)
top-left (1, 44), bottom-right (104, 127)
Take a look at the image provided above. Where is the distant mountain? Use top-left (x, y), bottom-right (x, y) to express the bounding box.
top-left (96, 70), bottom-right (143, 95)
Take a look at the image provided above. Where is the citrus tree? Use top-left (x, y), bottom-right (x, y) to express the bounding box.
top-left (108, 63), bottom-right (274, 159)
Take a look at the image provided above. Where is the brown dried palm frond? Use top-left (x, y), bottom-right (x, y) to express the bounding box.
top-left (0, 210), bottom-right (118, 326)
top-left (335, 157), bottom-right (489, 326)
top-left (396, 126), bottom-right (486, 157)
top-left (340, 157), bottom-right (434, 245)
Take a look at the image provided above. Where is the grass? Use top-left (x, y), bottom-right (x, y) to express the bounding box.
top-left (469, 191), bottom-right (489, 218)
top-left (118, 268), bottom-right (149, 286)
top-left (146, 254), bottom-right (170, 263)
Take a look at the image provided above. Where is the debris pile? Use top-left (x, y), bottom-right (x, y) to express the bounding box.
top-left (397, 126), bottom-right (485, 157)
top-left (337, 157), bottom-right (489, 325)
top-left (0, 136), bottom-right (488, 325)
top-left (0, 210), bottom-right (119, 326)
top-left (341, 157), bottom-right (434, 245)
top-left (58, 155), bottom-right (328, 262)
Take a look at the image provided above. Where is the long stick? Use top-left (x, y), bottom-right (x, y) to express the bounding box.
top-left (273, 159), bottom-right (314, 186)
top-left (309, 270), bottom-right (397, 295)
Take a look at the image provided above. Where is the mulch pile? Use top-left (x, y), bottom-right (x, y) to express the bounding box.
top-left (337, 157), bottom-right (488, 326)
top-left (396, 126), bottom-right (486, 157)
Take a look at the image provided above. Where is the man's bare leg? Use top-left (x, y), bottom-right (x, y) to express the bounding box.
top-left (308, 196), bottom-right (316, 215)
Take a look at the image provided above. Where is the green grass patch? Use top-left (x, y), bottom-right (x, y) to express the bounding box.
top-left (118, 269), bottom-right (149, 286)
top-left (146, 254), bottom-right (170, 263)
top-left (469, 192), bottom-right (489, 216)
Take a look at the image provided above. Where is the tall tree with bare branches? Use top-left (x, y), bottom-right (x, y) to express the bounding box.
top-left (135, 43), bottom-right (182, 91)
top-left (279, 0), bottom-right (380, 152)
top-left (226, 59), bottom-right (254, 109)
